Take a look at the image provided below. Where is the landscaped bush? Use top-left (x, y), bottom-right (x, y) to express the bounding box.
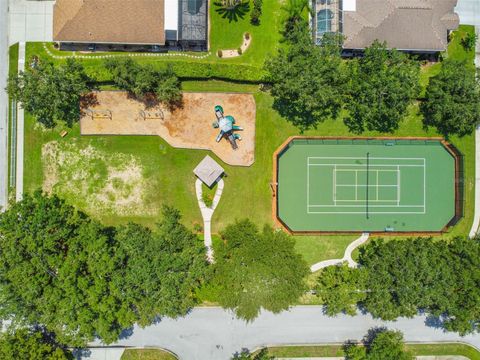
top-left (217, 49), bottom-right (223, 58)
top-left (250, 8), bottom-right (260, 25)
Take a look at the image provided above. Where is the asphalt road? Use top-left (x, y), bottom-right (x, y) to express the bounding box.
top-left (88, 307), bottom-right (480, 360)
top-left (0, 0), bottom-right (9, 212)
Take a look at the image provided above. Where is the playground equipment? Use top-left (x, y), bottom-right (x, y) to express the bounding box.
top-left (212, 105), bottom-right (243, 150)
top-left (85, 109), bottom-right (112, 120)
top-left (138, 109), bottom-right (164, 121)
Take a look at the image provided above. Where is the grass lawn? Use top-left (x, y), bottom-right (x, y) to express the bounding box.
top-left (121, 349), bottom-right (177, 360)
top-left (22, 25), bottom-right (476, 267)
top-left (27, 0), bottom-right (282, 82)
top-left (261, 343), bottom-right (480, 359)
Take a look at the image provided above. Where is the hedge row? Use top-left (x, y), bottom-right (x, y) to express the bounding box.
top-left (76, 58), bottom-right (266, 83)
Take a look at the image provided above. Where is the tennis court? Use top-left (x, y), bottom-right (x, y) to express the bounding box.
top-left (274, 138), bottom-right (459, 233)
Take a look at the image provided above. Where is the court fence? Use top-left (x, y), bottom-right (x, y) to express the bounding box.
top-left (272, 136), bottom-right (464, 235)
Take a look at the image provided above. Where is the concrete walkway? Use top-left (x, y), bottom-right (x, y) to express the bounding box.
top-left (195, 178), bottom-right (224, 262)
top-left (468, 27), bottom-right (480, 238)
top-left (310, 233), bottom-right (369, 272)
top-left (15, 42), bottom-right (25, 202)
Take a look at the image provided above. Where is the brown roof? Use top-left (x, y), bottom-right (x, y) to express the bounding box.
top-left (343, 0), bottom-right (459, 51)
top-left (53, 0), bottom-right (165, 45)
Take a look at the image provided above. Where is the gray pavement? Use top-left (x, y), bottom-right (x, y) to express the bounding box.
top-left (456, 0), bottom-right (480, 26)
top-left (8, 0), bottom-right (54, 45)
top-left (86, 307), bottom-right (480, 360)
top-left (0, 0), bottom-right (10, 212)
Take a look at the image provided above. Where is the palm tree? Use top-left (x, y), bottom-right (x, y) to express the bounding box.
top-left (281, 0), bottom-right (313, 24)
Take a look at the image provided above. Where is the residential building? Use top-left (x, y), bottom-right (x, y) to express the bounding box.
top-left (313, 0), bottom-right (460, 54)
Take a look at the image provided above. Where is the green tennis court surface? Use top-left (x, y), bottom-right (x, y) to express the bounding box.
top-left (276, 139), bottom-right (457, 232)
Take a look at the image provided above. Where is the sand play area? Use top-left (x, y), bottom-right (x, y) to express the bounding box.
top-left (80, 91), bottom-right (256, 166)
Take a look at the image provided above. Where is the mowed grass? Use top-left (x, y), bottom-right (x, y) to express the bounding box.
top-left (121, 349), bottom-right (178, 360)
top-left (28, 0), bottom-right (282, 82)
top-left (262, 343), bottom-right (480, 359)
top-left (22, 26), bottom-right (476, 265)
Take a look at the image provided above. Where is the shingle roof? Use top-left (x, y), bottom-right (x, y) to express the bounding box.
top-left (193, 156), bottom-right (224, 187)
top-left (343, 0), bottom-right (459, 51)
top-left (53, 0), bottom-right (165, 45)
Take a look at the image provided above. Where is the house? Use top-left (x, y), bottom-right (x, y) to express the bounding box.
top-left (313, 0), bottom-right (460, 54)
top-left (53, 0), bottom-right (207, 51)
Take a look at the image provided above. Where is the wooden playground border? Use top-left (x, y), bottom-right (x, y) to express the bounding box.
top-left (271, 136), bottom-right (463, 236)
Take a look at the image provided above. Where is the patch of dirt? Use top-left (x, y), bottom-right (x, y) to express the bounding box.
top-left (80, 91), bottom-right (256, 166)
top-left (42, 140), bottom-right (156, 217)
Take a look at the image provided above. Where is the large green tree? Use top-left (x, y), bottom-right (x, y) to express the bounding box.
top-left (317, 237), bottom-right (480, 335)
top-left (104, 58), bottom-right (181, 105)
top-left (115, 207), bottom-right (207, 326)
top-left (264, 22), bottom-right (347, 131)
top-left (0, 192), bottom-right (207, 345)
top-left (344, 329), bottom-right (411, 360)
top-left (316, 264), bottom-right (367, 316)
top-left (211, 219), bottom-right (309, 320)
top-left (0, 328), bottom-right (73, 360)
top-left (421, 58), bottom-right (480, 136)
top-left (7, 58), bottom-right (91, 128)
top-left (345, 41), bottom-right (420, 133)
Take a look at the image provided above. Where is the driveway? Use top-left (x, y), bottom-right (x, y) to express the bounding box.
top-left (8, 0), bottom-right (54, 45)
top-left (87, 307), bottom-right (480, 360)
top-left (456, 0), bottom-right (480, 26)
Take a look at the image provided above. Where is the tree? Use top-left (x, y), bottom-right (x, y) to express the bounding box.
top-left (0, 191), bottom-right (130, 345)
top-left (316, 263), bottom-right (367, 316)
top-left (0, 192), bottom-right (208, 345)
top-left (421, 58), bottom-right (480, 136)
top-left (232, 348), bottom-right (273, 360)
top-left (7, 58), bottom-right (91, 128)
top-left (345, 41), bottom-right (420, 133)
top-left (316, 236), bottom-right (480, 335)
top-left (0, 328), bottom-right (73, 360)
top-left (104, 58), bottom-right (181, 106)
top-left (280, 0), bottom-right (311, 35)
top-left (211, 220), bottom-right (309, 320)
top-left (461, 31), bottom-right (478, 52)
top-left (115, 207), bottom-right (208, 326)
top-left (265, 23), bottom-right (347, 131)
top-left (344, 329), bottom-right (410, 360)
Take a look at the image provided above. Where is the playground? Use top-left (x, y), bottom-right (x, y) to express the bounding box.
top-left (80, 91), bottom-right (256, 166)
top-left (274, 138), bottom-right (460, 233)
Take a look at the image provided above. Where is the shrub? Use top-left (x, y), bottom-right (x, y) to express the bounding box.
top-left (250, 7), bottom-right (261, 25)
top-left (217, 49), bottom-right (223, 58)
top-left (461, 31), bottom-right (478, 52)
top-left (244, 32), bottom-right (250, 40)
top-left (237, 47), bottom-right (243, 55)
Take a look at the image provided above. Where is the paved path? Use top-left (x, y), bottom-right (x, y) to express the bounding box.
top-left (86, 307), bottom-right (480, 360)
top-left (310, 233), bottom-right (369, 272)
top-left (8, 0), bottom-right (54, 45)
top-left (15, 42), bottom-right (25, 202)
top-left (468, 26), bottom-right (480, 238)
top-left (195, 178), bottom-right (224, 262)
top-left (0, 0), bottom-right (9, 212)
top-left (455, 0), bottom-right (480, 26)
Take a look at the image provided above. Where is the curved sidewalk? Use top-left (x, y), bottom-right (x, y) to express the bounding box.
top-left (195, 178), bottom-right (224, 262)
top-left (310, 233), bottom-right (370, 272)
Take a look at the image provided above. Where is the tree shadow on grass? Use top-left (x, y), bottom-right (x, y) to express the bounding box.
top-left (215, 1), bottom-right (250, 22)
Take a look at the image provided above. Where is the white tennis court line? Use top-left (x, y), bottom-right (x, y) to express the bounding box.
top-left (306, 156), bottom-right (426, 215)
top-left (397, 165), bottom-right (401, 206)
top-left (333, 165), bottom-right (336, 205)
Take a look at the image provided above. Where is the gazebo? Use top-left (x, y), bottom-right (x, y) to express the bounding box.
top-left (193, 155), bottom-right (224, 187)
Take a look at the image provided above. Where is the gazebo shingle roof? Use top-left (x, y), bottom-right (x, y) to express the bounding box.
top-left (193, 156), bottom-right (224, 187)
